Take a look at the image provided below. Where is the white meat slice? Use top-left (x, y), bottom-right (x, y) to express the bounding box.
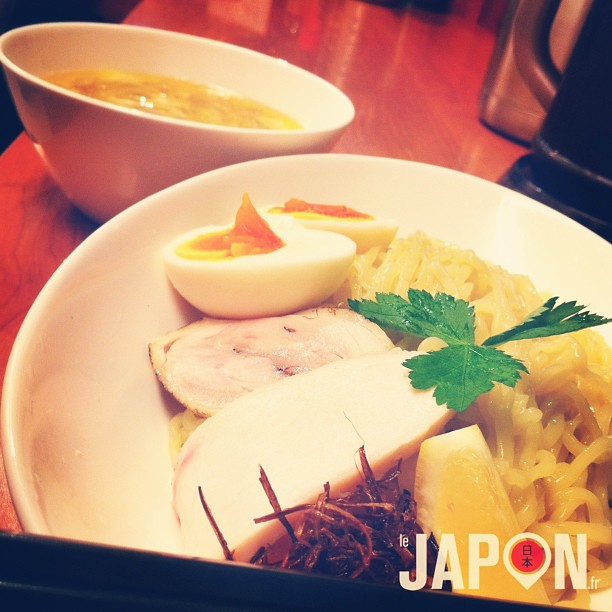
top-left (149, 307), bottom-right (393, 416)
top-left (173, 348), bottom-right (452, 562)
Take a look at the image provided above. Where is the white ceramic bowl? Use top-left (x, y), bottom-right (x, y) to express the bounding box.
top-left (0, 22), bottom-right (354, 222)
top-left (2, 155), bottom-right (610, 609)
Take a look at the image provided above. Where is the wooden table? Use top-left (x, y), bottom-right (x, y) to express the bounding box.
top-left (0, 0), bottom-right (528, 533)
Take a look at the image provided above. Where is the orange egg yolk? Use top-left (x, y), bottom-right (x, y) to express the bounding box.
top-left (267, 198), bottom-right (374, 221)
top-left (175, 194), bottom-right (285, 260)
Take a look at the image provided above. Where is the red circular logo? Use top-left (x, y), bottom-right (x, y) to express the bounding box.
top-left (509, 537), bottom-right (546, 574)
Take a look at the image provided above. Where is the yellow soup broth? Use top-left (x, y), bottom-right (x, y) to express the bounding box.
top-left (44, 68), bottom-right (303, 130)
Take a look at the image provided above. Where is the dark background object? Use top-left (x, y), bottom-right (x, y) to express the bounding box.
top-left (529, 0), bottom-right (612, 224)
top-left (504, 0), bottom-right (612, 240)
top-left (500, 154), bottom-right (611, 242)
top-left (0, 0), bottom-right (139, 151)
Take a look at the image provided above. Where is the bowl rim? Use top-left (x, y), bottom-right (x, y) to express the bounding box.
top-left (1, 153), bottom-right (610, 610)
top-left (3, 152), bottom-right (610, 475)
top-left (0, 21), bottom-right (355, 136)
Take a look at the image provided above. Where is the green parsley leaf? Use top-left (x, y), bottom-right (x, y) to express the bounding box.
top-left (403, 345), bottom-right (528, 412)
top-left (348, 288), bottom-right (475, 345)
top-left (483, 296), bottom-right (612, 347)
top-left (348, 290), bottom-right (610, 413)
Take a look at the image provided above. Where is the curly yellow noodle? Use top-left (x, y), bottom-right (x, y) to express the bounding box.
top-left (562, 425), bottom-right (592, 458)
top-left (331, 231), bottom-right (612, 606)
top-left (550, 437), bottom-right (612, 490)
top-left (168, 409), bottom-right (205, 461)
top-left (550, 488), bottom-right (607, 524)
top-left (541, 410), bottom-right (566, 449)
top-left (504, 449), bottom-right (557, 488)
top-left (534, 521), bottom-right (611, 546)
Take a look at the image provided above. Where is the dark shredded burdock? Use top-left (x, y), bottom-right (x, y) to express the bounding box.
top-left (248, 447), bottom-right (445, 588)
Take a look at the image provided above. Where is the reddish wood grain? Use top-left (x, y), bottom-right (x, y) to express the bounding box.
top-left (0, 0), bottom-right (527, 533)
top-left (0, 138), bottom-right (97, 531)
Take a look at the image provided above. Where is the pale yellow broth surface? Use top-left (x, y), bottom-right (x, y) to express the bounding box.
top-left (44, 68), bottom-right (303, 130)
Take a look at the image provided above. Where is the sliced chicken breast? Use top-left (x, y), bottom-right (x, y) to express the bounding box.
top-left (173, 348), bottom-right (452, 562)
top-left (149, 307), bottom-right (393, 416)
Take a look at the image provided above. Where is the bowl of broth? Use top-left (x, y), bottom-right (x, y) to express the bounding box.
top-left (0, 22), bottom-right (355, 222)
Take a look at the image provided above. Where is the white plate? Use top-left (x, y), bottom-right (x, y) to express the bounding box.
top-left (2, 154), bottom-right (610, 608)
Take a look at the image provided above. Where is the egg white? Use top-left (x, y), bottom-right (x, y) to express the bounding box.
top-left (260, 208), bottom-right (399, 253)
top-left (163, 222), bottom-right (356, 319)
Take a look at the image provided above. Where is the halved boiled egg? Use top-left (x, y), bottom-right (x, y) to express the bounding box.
top-left (163, 195), bottom-right (356, 319)
top-left (263, 198), bottom-right (399, 253)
